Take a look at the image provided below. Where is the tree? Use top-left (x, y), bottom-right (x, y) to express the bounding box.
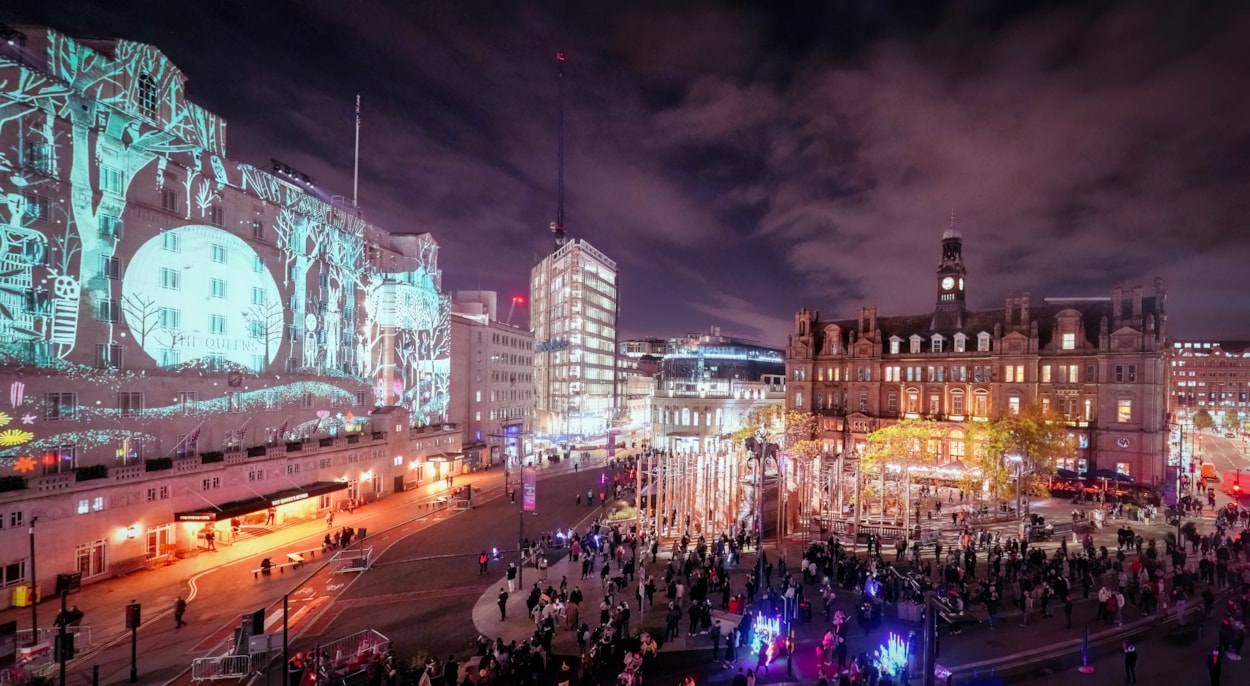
top-left (244, 301), bottom-right (285, 368)
top-left (1192, 409), bottom-right (1214, 430)
top-left (966, 404), bottom-right (1076, 509)
top-left (862, 419), bottom-right (946, 525)
top-left (120, 292), bottom-right (159, 349)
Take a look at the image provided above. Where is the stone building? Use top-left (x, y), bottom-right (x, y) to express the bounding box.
top-left (0, 27), bottom-right (458, 593)
top-left (786, 230), bottom-right (1169, 484)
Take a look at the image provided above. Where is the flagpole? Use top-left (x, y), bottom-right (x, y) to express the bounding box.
top-left (353, 94), bottom-right (361, 208)
top-left (169, 419), bottom-right (207, 458)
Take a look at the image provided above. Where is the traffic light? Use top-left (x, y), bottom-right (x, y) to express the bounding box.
top-left (125, 602), bottom-right (141, 629)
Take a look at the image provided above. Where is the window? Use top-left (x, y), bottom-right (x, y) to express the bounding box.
top-left (253, 255), bottom-right (264, 273)
top-left (95, 343), bottom-right (121, 368)
top-left (26, 142), bottom-right (53, 175)
top-left (886, 393), bottom-right (898, 414)
top-left (138, 73), bottom-right (158, 117)
top-left (928, 395), bottom-right (940, 415)
top-left (160, 267), bottom-right (180, 290)
top-left (1114, 365), bottom-right (1137, 383)
top-left (1085, 364), bottom-right (1096, 383)
top-left (1066, 364), bottom-right (1079, 383)
top-left (158, 307), bottom-right (180, 329)
top-left (953, 334), bottom-right (966, 353)
top-left (1117, 399), bottom-right (1132, 423)
top-left (118, 392), bottom-right (143, 416)
top-left (161, 188), bottom-right (178, 212)
top-left (951, 393), bottom-right (964, 415)
top-left (1008, 397), bottom-right (1021, 415)
top-left (1061, 333), bottom-right (1076, 350)
top-left (9, 511), bottom-right (23, 528)
top-left (97, 255), bottom-right (120, 279)
top-left (201, 477), bottom-right (221, 491)
top-left (1005, 365), bottom-right (1024, 383)
top-left (45, 392), bottom-right (76, 420)
top-left (99, 214), bottom-right (122, 239)
top-left (301, 392), bottom-right (314, 410)
top-left (210, 278), bottom-right (226, 298)
top-left (206, 352), bottom-right (225, 369)
top-left (76, 499), bottom-right (90, 515)
top-left (252, 220), bottom-right (265, 239)
top-left (76, 539), bottom-right (108, 579)
top-left (159, 348), bottom-right (179, 367)
top-left (889, 338), bottom-right (901, 355)
top-left (95, 298), bottom-right (119, 322)
top-left (977, 332), bottom-right (991, 352)
top-left (1115, 462), bottom-right (1131, 477)
top-left (858, 393), bottom-right (868, 412)
top-left (1, 559), bottom-right (27, 588)
top-left (43, 445), bottom-right (75, 475)
top-left (178, 392), bottom-right (198, 414)
top-left (1041, 365), bottom-right (1052, 383)
top-left (931, 336), bottom-right (943, 353)
top-left (209, 314), bottom-right (225, 335)
top-left (355, 390), bottom-right (369, 406)
top-left (100, 166), bottom-right (122, 194)
top-left (211, 243), bottom-right (226, 263)
top-left (208, 205), bottom-right (225, 227)
top-left (162, 231), bottom-right (181, 252)
top-left (23, 193), bottom-right (50, 220)
top-left (910, 336), bottom-right (921, 354)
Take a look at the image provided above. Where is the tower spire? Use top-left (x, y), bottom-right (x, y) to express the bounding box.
top-left (551, 51), bottom-right (568, 251)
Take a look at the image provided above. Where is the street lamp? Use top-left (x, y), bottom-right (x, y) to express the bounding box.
top-left (1007, 454), bottom-right (1025, 538)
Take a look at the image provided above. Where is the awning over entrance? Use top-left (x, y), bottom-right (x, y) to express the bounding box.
top-left (174, 481), bottom-right (349, 522)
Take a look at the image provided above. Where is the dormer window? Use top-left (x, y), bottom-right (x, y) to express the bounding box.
top-left (909, 335), bottom-right (922, 354)
top-left (138, 73), bottom-right (158, 119)
top-left (931, 334), bottom-right (945, 353)
top-left (977, 332), bottom-right (991, 352)
top-left (1062, 333), bottom-right (1076, 350)
top-left (889, 336), bottom-right (902, 355)
top-left (953, 333), bottom-right (967, 353)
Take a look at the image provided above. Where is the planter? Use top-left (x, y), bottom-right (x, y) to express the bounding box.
top-left (247, 445), bottom-right (267, 458)
top-left (145, 457), bottom-right (173, 472)
top-left (286, 442), bottom-right (303, 452)
top-left (0, 476), bottom-right (27, 492)
top-left (201, 451), bottom-right (225, 464)
top-left (319, 437), bottom-right (334, 448)
top-left (75, 465), bottom-right (109, 482)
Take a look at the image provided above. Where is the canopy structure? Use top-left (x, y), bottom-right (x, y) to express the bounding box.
top-left (174, 481), bottom-right (348, 522)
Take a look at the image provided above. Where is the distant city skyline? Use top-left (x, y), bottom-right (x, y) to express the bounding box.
top-left (11, 0), bottom-right (1250, 346)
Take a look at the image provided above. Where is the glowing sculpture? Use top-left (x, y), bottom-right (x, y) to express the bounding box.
top-left (873, 632), bottom-right (909, 679)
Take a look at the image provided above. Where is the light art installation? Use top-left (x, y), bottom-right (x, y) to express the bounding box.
top-left (873, 632), bottom-right (909, 679)
top-left (0, 30), bottom-right (452, 471)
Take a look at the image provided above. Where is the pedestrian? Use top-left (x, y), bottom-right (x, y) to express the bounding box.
top-left (1123, 640), bottom-right (1137, 683)
top-left (497, 588), bottom-right (508, 620)
top-left (710, 621), bottom-right (722, 661)
top-left (326, 511), bottom-right (334, 528)
top-left (204, 528), bottom-right (216, 551)
top-left (479, 551), bottom-right (489, 576)
top-left (175, 596), bottom-right (187, 628)
top-left (443, 655), bottom-right (458, 686)
top-left (538, 556), bottom-right (549, 581)
top-left (1064, 595), bottom-right (1074, 629)
top-left (1207, 648), bottom-right (1221, 685)
top-left (266, 508), bottom-right (276, 525)
top-left (507, 563), bottom-right (517, 592)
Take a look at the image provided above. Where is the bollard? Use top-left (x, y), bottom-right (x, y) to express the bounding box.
top-left (93, 665), bottom-right (99, 686)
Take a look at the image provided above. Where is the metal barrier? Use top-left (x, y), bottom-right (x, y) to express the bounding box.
top-left (15, 625), bottom-right (93, 650)
top-left (304, 629), bottom-right (389, 680)
top-left (191, 654), bottom-right (261, 681)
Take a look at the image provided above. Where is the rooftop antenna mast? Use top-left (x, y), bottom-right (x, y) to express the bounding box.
top-left (353, 95), bottom-right (361, 208)
top-left (551, 52), bottom-right (568, 251)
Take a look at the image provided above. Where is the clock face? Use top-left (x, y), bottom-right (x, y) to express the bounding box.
top-left (941, 276), bottom-right (955, 290)
top-left (1117, 437), bottom-right (1131, 449)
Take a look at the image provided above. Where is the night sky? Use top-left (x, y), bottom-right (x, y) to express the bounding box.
top-left (9, 1), bottom-right (1250, 346)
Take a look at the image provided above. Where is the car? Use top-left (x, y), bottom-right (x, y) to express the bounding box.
top-left (1225, 432), bottom-right (1236, 438)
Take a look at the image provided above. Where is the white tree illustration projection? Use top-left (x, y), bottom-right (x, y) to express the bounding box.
top-left (119, 291), bottom-right (159, 349)
top-left (243, 300), bottom-right (285, 368)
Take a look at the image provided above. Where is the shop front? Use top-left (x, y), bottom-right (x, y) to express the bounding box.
top-left (173, 481), bottom-right (349, 550)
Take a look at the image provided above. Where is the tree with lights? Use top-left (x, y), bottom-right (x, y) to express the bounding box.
top-left (861, 418), bottom-right (946, 526)
top-left (965, 404), bottom-right (1075, 515)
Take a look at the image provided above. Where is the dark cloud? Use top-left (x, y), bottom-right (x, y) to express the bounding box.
top-left (10, 0), bottom-right (1249, 346)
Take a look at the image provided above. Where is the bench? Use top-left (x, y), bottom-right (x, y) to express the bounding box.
top-left (285, 548), bottom-right (321, 569)
top-left (252, 562), bottom-right (299, 579)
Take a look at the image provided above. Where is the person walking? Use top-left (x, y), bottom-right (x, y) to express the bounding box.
top-left (174, 596), bottom-right (187, 628)
top-left (507, 563), bottom-right (517, 593)
top-left (1207, 649), bottom-right (1221, 685)
top-left (1064, 595), bottom-right (1074, 629)
top-left (326, 511), bottom-right (334, 528)
top-left (479, 551), bottom-right (489, 576)
top-left (1123, 640), bottom-right (1137, 683)
top-left (710, 621), bottom-right (722, 661)
top-left (497, 588), bottom-right (509, 620)
top-left (204, 528), bottom-right (216, 551)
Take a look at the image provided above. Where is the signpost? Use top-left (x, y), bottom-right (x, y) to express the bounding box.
top-left (519, 466), bottom-right (537, 584)
top-left (125, 601), bottom-right (141, 683)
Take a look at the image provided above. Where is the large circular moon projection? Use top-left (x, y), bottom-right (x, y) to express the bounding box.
top-left (122, 225), bottom-right (283, 368)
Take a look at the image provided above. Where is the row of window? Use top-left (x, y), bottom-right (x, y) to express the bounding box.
top-left (803, 363), bottom-right (1139, 385)
top-left (43, 390), bottom-right (372, 420)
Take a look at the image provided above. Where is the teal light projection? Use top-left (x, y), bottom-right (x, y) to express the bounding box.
top-left (0, 30), bottom-right (451, 466)
top-left (123, 225), bottom-right (283, 370)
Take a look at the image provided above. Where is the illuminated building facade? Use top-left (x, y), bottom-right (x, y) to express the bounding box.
top-left (787, 231), bottom-right (1169, 483)
top-left (449, 291), bottom-right (536, 466)
top-left (1168, 341), bottom-right (1250, 430)
top-left (0, 27), bottom-right (455, 590)
top-left (530, 239), bottom-right (618, 441)
top-left (651, 329), bottom-right (786, 454)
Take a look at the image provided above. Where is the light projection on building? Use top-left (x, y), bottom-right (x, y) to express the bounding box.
top-left (0, 29), bottom-right (452, 469)
top-left (123, 225), bottom-right (283, 369)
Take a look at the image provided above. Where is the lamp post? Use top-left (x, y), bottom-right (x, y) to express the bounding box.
top-left (28, 516), bottom-right (38, 645)
top-left (1007, 454), bottom-right (1024, 539)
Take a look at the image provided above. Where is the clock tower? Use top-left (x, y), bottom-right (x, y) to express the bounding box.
top-left (932, 228), bottom-right (967, 330)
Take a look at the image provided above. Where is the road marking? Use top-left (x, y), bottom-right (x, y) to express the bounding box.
top-left (325, 582), bottom-right (345, 591)
top-left (293, 587), bottom-right (315, 598)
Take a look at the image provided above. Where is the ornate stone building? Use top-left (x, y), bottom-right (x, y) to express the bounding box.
top-left (786, 231), bottom-right (1169, 484)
